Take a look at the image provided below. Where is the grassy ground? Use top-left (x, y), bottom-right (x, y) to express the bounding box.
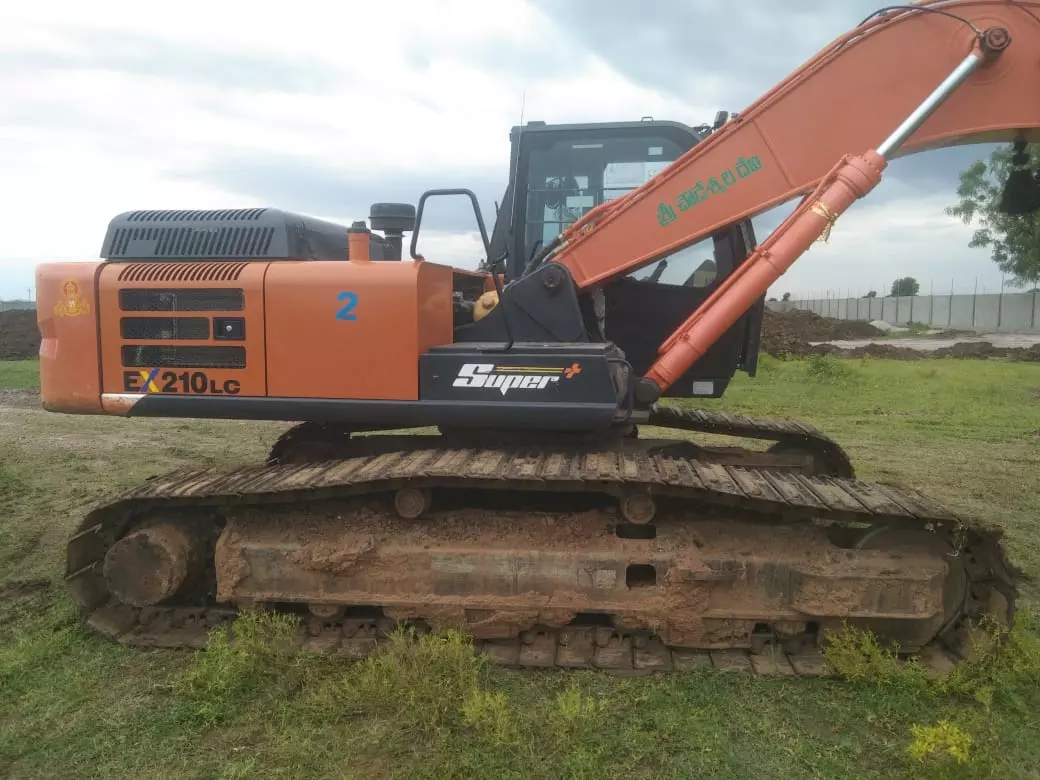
top-left (1, 355), bottom-right (1039, 779)
top-left (0, 360), bottom-right (40, 391)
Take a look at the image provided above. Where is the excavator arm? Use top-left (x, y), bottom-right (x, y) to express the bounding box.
top-left (539, 1), bottom-right (1040, 396)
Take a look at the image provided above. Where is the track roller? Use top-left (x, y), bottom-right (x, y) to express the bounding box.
top-left (394, 487), bottom-right (431, 519)
top-left (619, 493), bottom-right (656, 525)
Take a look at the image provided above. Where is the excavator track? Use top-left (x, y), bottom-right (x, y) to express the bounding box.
top-left (646, 406), bottom-right (855, 477)
top-left (65, 432), bottom-right (1019, 678)
top-left (266, 405), bottom-right (855, 477)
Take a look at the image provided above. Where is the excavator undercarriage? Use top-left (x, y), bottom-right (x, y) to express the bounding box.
top-left (67, 409), bottom-right (1019, 675)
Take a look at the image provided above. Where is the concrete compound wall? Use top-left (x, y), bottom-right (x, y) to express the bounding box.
top-left (769, 290), bottom-right (1040, 333)
top-left (0, 300), bottom-right (36, 312)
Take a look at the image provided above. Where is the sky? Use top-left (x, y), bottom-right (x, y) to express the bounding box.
top-left (0, 0), bottom-right (1020, 302)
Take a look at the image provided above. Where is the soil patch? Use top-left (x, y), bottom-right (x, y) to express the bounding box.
top-left (930, 341), bottom-right (1040, 361)
top-left (0, 388), bottom-right (41, 409)
top-left (814, 342), bottom-right (924, 361)
top-left (0, 577), bottom-right (51, 602)
top-left (760, 309), bottom-right (1040, 362)
top-left (760, 309), bottom-right (882, 357)
top-left (767, 338), bottom-right (1040, 362)
top-left (0, 309), bottom-right (41, 360)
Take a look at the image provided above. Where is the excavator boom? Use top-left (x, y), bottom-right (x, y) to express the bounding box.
top-left (550, 1), bottom-right (1040, 288)
top-left (643, 32), bottom-right (1005, 393)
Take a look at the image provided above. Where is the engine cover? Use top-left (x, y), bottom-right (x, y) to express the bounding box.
top-left (99, 207), bottom-right (394, 262)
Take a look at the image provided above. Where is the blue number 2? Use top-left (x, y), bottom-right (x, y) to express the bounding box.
top-left (336, 291), bottom-right (358, 321)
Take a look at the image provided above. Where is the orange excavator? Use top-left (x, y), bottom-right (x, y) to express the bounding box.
top-left (36, 2), bottom-right (1038, 674)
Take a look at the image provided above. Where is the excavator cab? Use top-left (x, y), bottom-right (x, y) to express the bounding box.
top-left (485, 119), bottom-right (763, 398)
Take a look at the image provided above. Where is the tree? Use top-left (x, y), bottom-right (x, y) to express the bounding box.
top-left (890, 277), bottom-right (919, 297)
top-left (946, 143), bottom-right (1040, 287)
top-left (781, 292), bottom-right (791, 301)
top-left (862, 290), bottom-right (877, 298)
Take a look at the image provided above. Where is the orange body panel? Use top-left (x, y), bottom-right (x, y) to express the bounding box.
top-left (556, 1), bottom-right (1040, 287)
top-left (264, 259), bottom-right (453, 400)
top-left (35, 262), bottom-right (104, 413)
top-left (97, 262), bottom-right (269, 398)
top-left (36, 257), bottom-right (455, 413)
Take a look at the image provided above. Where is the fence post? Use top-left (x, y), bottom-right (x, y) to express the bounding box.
top-left (971, 277), bottom-right (978, 329)
top-left (997, 275), bottom-right (1004, 331)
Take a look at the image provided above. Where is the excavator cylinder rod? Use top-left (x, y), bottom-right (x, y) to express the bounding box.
top-left (877, 43), bottom-right (992, 158)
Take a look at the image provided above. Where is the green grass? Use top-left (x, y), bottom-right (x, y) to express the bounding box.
top-left (2, 355), bottom-right (1039, 779)
top-left (0, 359), bottom-right (39, 390)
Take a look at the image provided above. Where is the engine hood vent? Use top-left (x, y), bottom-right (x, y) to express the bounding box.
top-left (100, 207), bottom-right (352, 262)
top-left (117, 261), bottom-right (249, 283)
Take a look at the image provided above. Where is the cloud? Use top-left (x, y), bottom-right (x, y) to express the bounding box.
top-left (528, 0), bottom-right (1000, 199)
top-left (529, 0), bottom-right (876, 107)
top-left (763, 191), bottom-right (1016, 298)
top-left (0, 0), bottom-right (1015, 303)
top-left (0, 32), bottom-right (339, 95)
top-left (0, 0), bottom-right (707, 300)
top-left (190, 154), bottom-right (507, 240)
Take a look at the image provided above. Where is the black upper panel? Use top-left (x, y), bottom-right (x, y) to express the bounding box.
top-left (100, 207), bottom-right (392, 262)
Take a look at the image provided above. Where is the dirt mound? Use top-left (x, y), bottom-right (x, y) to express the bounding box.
top-left (811, 342), bottom-right (925, 360)
top-left (0, 388), bottom-right (41, 408)
top-left (759, 308), bottom-right (1040, 362)
top-left (761, 308), bottom-right (883, 357)
top-left (932, 341), bottom-right (1040, 361)
top-left (764, 336), bottom-right (1040, 363)
top-left (0, 310), bottom-right (41, 360)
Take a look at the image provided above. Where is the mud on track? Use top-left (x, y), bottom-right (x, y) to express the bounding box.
top-left (64, 431), bottom-right (1019, 681)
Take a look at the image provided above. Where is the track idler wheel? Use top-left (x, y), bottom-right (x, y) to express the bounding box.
top-left (620, 493), bottom-right (655, 525)
top-left (394, 487), bottom-right (431, 519)
top-left (102, 521), bottom-right (204, 607)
